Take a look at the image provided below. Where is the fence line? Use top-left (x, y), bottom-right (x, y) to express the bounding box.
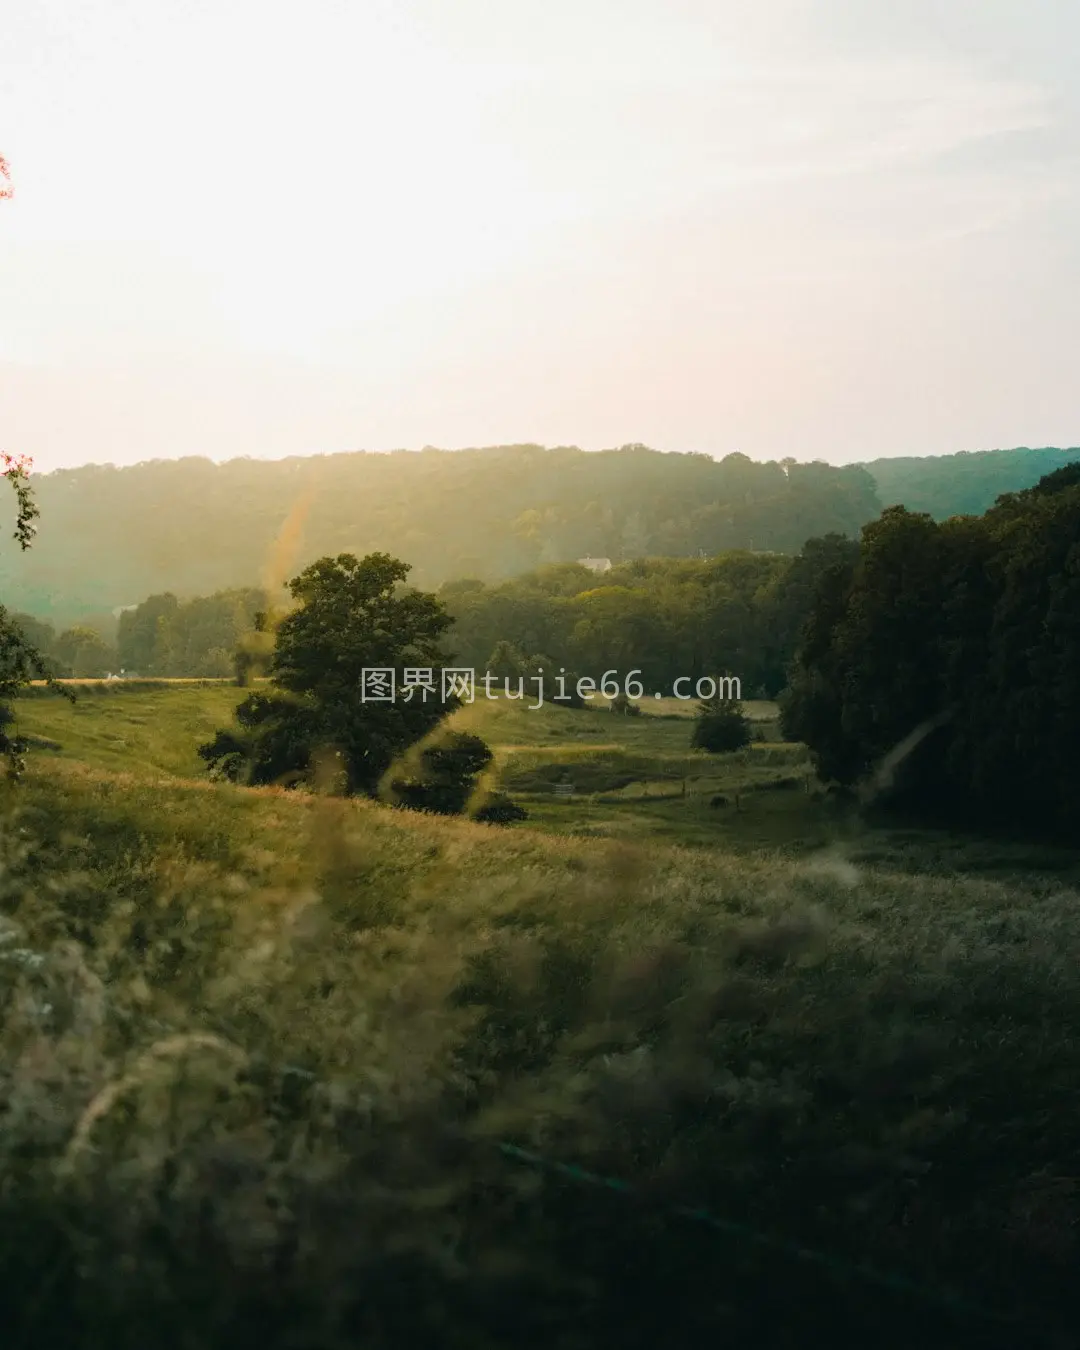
top-left (495, 1141), bottom-right (1036, 1339)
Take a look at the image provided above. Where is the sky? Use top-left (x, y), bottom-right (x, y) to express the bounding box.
top-left (1, 0), bottom-right (1078, 473)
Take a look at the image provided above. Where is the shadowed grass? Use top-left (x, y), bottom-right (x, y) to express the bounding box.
top-left (0, 747), bottom-right (1077, 1347)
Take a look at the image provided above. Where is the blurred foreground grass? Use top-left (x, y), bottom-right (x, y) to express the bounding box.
top-left (0, 746), bottom-right (1075, 1345)
top-left (1, 684), bottom-right (1077, 1347)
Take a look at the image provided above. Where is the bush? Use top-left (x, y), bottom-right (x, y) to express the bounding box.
top-left (692, 697), bottom-right (751, 753)
top-left (609, 692), bottom-right (642, 717)
top-left (472, 791), bottom-right (529, 824)
top-left (389, 731), bottom-right (494, 815)
top-left (198, 689), bottom-right (319, 788)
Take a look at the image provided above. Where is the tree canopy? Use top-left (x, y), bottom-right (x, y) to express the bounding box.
top-left (200, 553), bottom-right (462, 797)
top-left (97, 539), bottom-right (875, 703)
top-left (782, 468), bottom-right (1080, 837)
top-left (0, 441), bottom-right (959, 622)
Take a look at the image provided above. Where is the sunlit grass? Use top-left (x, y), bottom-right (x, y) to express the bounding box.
top-left (13, 681), bottom-right (249, 778)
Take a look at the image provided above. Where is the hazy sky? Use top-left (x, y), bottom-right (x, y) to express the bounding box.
top-left (1, 0), bottom-right (1078, 472)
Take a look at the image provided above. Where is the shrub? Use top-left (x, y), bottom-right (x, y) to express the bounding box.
top-left (389, 731), bottom-right (494, 815)
top-left (692, 696), bottom-right (751, 753)
top-left (472, 791), bottom-right (529, 824)
top-left (609, 692), bottom-right (642, 717)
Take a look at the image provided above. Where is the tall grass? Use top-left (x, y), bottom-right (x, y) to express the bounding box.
top-left (0, 757), bottom-right (1077, 1347)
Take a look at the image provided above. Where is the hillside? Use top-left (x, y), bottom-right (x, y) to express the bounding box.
top-left (2, 443), bottom-right (1078, 624)
top-left (862, 445), bottom-right (1080, 518)
top-left (4, 684), bottom-right (1079, 1347)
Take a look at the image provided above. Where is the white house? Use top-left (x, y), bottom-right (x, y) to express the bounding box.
top-left (577, 556), bottom-right (612, 573)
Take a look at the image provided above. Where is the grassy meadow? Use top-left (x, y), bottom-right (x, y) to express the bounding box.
top-left (1, 681), bottom-right (1078, 1347)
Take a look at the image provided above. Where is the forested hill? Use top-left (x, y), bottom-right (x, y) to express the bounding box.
top-left (862, 444), bottom-right (1080, 518)
top-left (2, 442), bottom-right (1078, 624)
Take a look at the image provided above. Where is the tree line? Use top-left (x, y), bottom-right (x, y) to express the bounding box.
top-left (783, 462), bottom-right (1080, 838)
top-left (8, 587), bottom-right (268, 679)
top-left (72, 540), bottom-right (859, 698)
top-left (5, 442), bottom-right (1078, 627)
top-left (439, 545), bottom-right (857, 698)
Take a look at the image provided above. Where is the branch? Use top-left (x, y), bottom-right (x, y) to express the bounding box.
top-left (2, 453), bottom-right (40, 550)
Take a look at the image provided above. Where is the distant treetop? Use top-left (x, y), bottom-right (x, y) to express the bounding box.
top-left (5, 442), bottom-right (1077, 623)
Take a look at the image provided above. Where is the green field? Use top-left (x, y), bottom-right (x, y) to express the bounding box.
top-left (15, 680), bottom-right (1077, 877)
top-left (2, 682), bottom-right (1079, 1346)
top-left (16, 679), bottom-right (243, 777)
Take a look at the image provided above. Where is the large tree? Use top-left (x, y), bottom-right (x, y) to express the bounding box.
top-left (200, 553), bottom-right (461, 795)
